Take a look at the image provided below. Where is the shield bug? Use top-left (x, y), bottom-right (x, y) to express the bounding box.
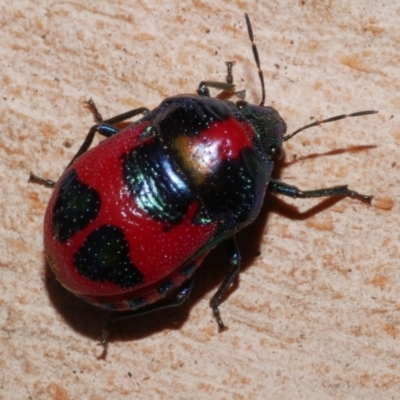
top-left (31, 14), bottom-right (377, 344)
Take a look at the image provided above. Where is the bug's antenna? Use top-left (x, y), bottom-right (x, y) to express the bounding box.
top-left (282, 110), bottom-right (378, 141)
top-left (245, 13), bottom-right (266, 106)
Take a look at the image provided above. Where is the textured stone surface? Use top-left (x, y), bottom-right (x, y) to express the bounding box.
top-left (1, 1), bottom-right (398, 399)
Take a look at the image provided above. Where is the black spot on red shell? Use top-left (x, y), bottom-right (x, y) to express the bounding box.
top-left (74, 225), bottom-right (144, 288)
top-left (52, 169), bottom-right (101, 243)
top-left (122, 140), bottom-right (194, 224)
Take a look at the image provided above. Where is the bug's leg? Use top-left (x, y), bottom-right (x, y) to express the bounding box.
top-left (67, 101), bottom-right (150, 168)
top-left (87, 98), bottom-right (150, 127)
top-left (101, 276), bottom-right (196, 347)
top-left (268, 180), bottom-right (372, 203)
top-left (29, 122), bottom-right (119, 182)
top-left (31, 100), bottom-right (152, 181)
top-left (197, 81), bottom-right (235, 97)
top-left (210, 236), bottom-right (241, 332)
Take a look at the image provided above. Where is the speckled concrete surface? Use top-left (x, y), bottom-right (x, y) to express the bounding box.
top-left (1, 1), bottom-right (399, 399)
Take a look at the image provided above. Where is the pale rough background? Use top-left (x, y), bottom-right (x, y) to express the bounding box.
top-left (1, 1), bottom-right (399, 399)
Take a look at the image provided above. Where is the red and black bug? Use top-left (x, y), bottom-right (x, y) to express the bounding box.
top-left (31, 14), bottom-right (377, 344)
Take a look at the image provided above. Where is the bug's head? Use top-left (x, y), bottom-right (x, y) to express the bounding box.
top-left (236, 100), bottom-right (286, 161)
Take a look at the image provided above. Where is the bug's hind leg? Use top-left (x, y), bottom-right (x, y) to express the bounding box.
top-left (101, 276), bottom-right (196, 347)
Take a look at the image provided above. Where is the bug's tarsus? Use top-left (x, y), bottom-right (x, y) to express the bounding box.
top-left (224, 60), bottom-right (247, 100)
top-left (28, 172), bottom-right (56, 188)
top-left (347, 190), bottom-right (372, 203)
top-left (283, 110), bottom-right (378, 142)
top-left (87, 98), bottom-right (103, 123)
top-left (245, 13), bottom-right (266, 106)
top-left (100, 319), bottom-right (111, 348)
top-left (225, 61), bottom-right (236, 84)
